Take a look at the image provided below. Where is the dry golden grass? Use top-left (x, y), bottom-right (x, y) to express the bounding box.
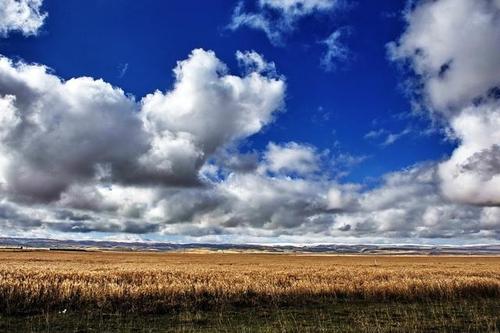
top-left (0, 251), bottom-right (499, 314)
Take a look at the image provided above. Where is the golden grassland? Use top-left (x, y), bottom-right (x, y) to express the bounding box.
top-left (0, 251), bottom-right (499, 314)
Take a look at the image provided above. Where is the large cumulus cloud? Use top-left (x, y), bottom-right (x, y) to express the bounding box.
top-left (439, 104), bottom-right (500, 205)
top-left (0, 50), bottom-right (285, 203)
top-left (389, 0), bottom-right (500, 206)
top-left (140, 49), bottom-right (284, 186)
top-left (0, 57), bottom-right (146, 201)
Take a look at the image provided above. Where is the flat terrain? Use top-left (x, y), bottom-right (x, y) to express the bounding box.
top-left (0, 251), bottom-right (499, 332)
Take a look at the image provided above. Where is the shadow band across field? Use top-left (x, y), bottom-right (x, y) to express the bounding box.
top-left (1, 300), bottom-right (499, 333)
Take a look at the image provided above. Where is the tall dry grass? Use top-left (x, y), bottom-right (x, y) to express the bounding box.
top-left (0, 251), bottom-right (499, 314)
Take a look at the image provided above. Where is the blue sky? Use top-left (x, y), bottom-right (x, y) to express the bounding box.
top-left (0, 0), bottom-right (499, 244)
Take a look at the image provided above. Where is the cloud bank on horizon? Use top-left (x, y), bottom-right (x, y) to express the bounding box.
top-left (0, 0), bottom-right (498, 244)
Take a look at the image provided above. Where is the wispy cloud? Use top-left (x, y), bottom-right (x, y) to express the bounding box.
top-left (319, 28), bottom-right (350, 72)
top-left (364, 127), bottom-right (412, 147)
top-left (118, 63), bottom-right (128, 78)
top-left (228, 0), bottom-right (339, 46)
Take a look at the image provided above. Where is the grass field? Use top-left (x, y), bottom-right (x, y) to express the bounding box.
top-left (1, 299), bottom-right (499, 332)
top-left (0, 251), bottom-right (499, 332)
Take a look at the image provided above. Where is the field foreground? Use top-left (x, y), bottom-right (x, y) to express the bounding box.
top-left (0, 251), bottom-right (499, 332)
top-left (0, 251), bottom-right (499, 314)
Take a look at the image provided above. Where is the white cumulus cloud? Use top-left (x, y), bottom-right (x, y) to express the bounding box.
top-left (263, 142), bottom-right (320, 176)
top-left (389, 0), bottom-right (500, 206)
top-left (0, 49), bottom-right (285, 202)
top-left (0, 0), bottom-right (46, 37)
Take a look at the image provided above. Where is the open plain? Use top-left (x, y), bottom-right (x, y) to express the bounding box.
top-left (0, 251), bottom-right (499, 332)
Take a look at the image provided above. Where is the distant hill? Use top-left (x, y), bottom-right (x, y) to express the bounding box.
top-left (1, 237), bottom-right (499, 255)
